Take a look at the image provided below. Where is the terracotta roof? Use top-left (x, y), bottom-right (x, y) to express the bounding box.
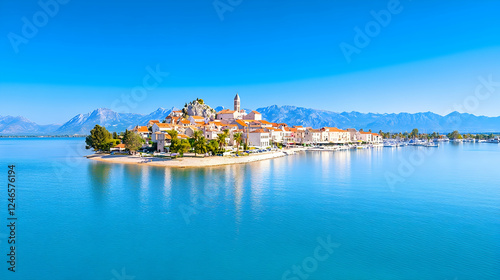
top-left (148, 120), bottom-right (160, 124)
top-left (251, 129), bottom-right (267, 133)
top-left (322, 127), bottom-right (346, 132)
top-left (260, 120), bottom-right (271, 124)
top-left (134, 126), bottom-right (149, 133)
top-left (235, 120), bottom-right (248, 127)
top-left (217, 109), bottom-right (236, 114)
top-left (251, 111), bottom-right (261, 114)
top-left (190, 116), bottom-right (205, 120)
top-left (155, 123), bottom-right (173, 128)
top-left (180, 119), bottom-right (190, 124)
top-left (114, 144), bottom-right (126, 149)
top-left (178, 134), bottom-right (190, 139)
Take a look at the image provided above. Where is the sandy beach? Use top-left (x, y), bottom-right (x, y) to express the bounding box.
top-left (87, 148), bottom-right (305, 168)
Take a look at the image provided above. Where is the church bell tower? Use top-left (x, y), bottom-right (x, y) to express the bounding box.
top-left (234, 93), bottom-right (240, 112)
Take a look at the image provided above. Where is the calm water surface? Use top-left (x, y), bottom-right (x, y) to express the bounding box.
top-left (0, 138), bottom-right (499, 280)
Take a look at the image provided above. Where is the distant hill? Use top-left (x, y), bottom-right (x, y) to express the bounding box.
top-left (0, 116), bottom-right (59, 135)
top-left (1, 105), bottom-right (499, 136)
top-left (255, 105), bottom-right (500, 133)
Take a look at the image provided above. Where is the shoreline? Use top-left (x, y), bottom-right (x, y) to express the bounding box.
top-left (87, 148), bottom-right (305, 168)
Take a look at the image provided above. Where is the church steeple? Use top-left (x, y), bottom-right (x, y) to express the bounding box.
top-left (234, 93), bottom-right (240, 112)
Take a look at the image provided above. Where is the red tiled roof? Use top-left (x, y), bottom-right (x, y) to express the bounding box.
top-left (156, 123), bottom-right (173, 128)
top-left (217, 109), bottom-right (236, 114)
top-left (134, 126), bottom-right (149, 133)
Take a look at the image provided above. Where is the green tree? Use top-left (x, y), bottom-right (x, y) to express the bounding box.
top-left (217, 129), bottom-right (230, 151)
top-left (447, 130), bottom-right (461, 139)
top-left (112, 132), bottom-right (118, 139)
top-left (192, 130), bottom-right (207, 155)
top-left (123, 130), bottom-right (144, 153)
top-left (86, 125), bottom-right (113, 151)
top-left (410, 128), bottom-right (419, 139)
top-left (167, 130), bottom-right (179, 153)
top-left (208, 140), bottom-right (219, 155)
top-left (234, 132), bottom-right (243, 152)
top-left (177, 139), bottom-right (191, 156)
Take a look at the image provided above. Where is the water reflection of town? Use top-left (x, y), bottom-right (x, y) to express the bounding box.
top-left (87, 151), bottom-right (383, 223)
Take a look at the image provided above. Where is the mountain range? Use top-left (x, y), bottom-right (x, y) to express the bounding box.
top-left (1, 105), bottom-right (499, 136)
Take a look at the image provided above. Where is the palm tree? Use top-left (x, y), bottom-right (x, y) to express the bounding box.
top-left (234, 132), bottom-right (243, 152)
top-left (192, 130), bottom-right (207, 156)
top-left (217, 129), bottom-right (230, 152)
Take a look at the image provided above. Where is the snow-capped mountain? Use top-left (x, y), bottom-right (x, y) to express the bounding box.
top-left (0, 116), bottom-right (59, 135)
top-left (256, 105), bottom-right (500, 133)
top-left (1, 105), bottom-right (500, 136)
top-left (55, 108), bottom-right (144, 135)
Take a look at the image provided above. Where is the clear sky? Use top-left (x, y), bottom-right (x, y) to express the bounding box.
top-left (1, 0), bottom-right (499, 124)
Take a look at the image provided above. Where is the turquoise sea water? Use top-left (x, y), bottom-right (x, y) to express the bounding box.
top-left (0, 138), bottom-right (499, 280)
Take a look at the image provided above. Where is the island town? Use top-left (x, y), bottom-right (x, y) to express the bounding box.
top-left (139, 94), bottom-right (382, 149)
top-left (85, 94), bottom-right (499, 167)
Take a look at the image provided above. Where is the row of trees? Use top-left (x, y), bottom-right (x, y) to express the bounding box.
top-left (167, 129), bottom-right (245, 157)
top-left (378, 128), bottom-right (498, 140)
top-left (86, 125), bottom-right (249, 157)
top-left (86, 125), bottom-right (144, 153)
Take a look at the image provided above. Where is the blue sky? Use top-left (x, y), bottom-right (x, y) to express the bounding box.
top-left (1, 0), bottom-right (499, 124)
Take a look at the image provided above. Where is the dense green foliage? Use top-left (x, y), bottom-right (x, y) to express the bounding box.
top-left (85, 125), bottom-right (114, 151)
top-left (123, 130), bottom-right (144, 152)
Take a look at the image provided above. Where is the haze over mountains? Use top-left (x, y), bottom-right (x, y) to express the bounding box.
top-left (1, 105), bottom-right (499, 136)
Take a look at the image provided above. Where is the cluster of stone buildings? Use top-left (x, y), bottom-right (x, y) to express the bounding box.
top-left (133, 94), bottom-right (382, 152)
